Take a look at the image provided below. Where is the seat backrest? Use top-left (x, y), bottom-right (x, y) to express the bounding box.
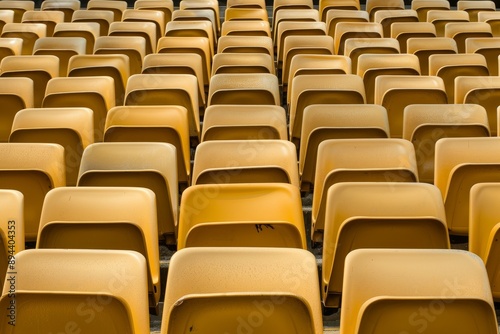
top-left (0, 77), bottom-right (34, 141)
top-left (334, 22), bottom-right (383, 55)
top-left (87, 0), bottom-right (128, 21)
top-left (411, 0), bottom-right (450, 22)
top-left (94, 36), bottom-right (146, 75)
top-left (71, 9), bottom-right (114, 36)
top-left (407, 37), bottom-right (457, 75)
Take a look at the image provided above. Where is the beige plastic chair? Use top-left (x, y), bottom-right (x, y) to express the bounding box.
top-left (179, 0), bottom-right (220, 34)
top-left (87, 0), bottom-right (128, 21)
top-left (407, 37), bottom-right (457, 75)
top-left (478, 11), bottom-right (500, 36)
top-left (333, 21), bottom-right (383, 55)
top-left (212, 52), bottom-right (274, 75)
top-left (0, 77), bottom-right (33, 141)
top-left (224, 7), bottom-right (269, 22)
top-left (374, 75), bottom-right (448, 138)
top-left (466, 37), bottom-right (500, 75)
top-left (21, 10), bottom-right (64, 36)
top-left (124, 74), bottom-right (200, 140)
top-left (311, 138), bottom-right (418, 243)
top-left (9, 107), bottom-right (94, 186)
top-left (444, 22), bottom-right (492, 53)
top-left (0, 190), bottom-right (24, 288)
top-left (357, 53), bottom-right (421, 104)
top-left (177, 184), bottom-right (306, 249)
top-left (322, 182), bottom-right (450, 308)
top-left (0, 55), bottom-right (58, 108)
top-left (108, 21), bottom-right (156, 55)
top-left (0, 1), bottom-right (34, 23)
top-left (172, 8), bottom-right (218, 37)
top-left (134, 0), bottom-right (173, 25)
top-left (201, 105), bottom-right (287, 141)
top-left (37, 186), bottom-right (161, 314)
top-left (42, 76), bottom-right (115, 142)
top-left (165, 20), bottom-right (215, 56)
top-left (299, 104), bottom-right (390, 194)
top-left (71, 9), bottom-right (114, 36)
top-left (221, 20), bottom-right (271, 37)
top-left (374, 9), bottom-right (419, 37)
top-left (325, 9), bottom-right (369, 39)
top-left (403, 104), bottom-right (490, 183)
top-left (429, 53), bottom-right (489, 103)
top-left (390, 21), bottom-right (436, 53)
top-left (122, 8), bottom-right (165, 43)
top-left (53, 22), bottom-right (100, 54)
top-left (162, 247), bottom-right (323, 334)
top-left (192, 139), bottom-right (299, 186)
top-left (272, 0), bottom-right (313, 27)
top-left (427, 9), bottom-right (470, 36)
top-left (104, 105), bottom-right (191, 188)
top-left (458, 0), bottom-right (496, 22)
top-left (94, 36), bottom-right (146, 75)
top-left (320, 0), bottom-right (360, 22)
top-left (41, 0), bottom-right (80, 22)
top-left (0, 143), bottom-right (65, 241)
top-left (0, 38), bottom-right (22, 64)
top-left (435, 137), bottom-right (500, 235)
top-left (345, 37), bottom-right (400, 73)
top-left (227, 0), bottom-right (266, 9)
top-left (0, 248), bottom-right (150, 334)
top-left (1, 22), bottom-right (46, 54)
top-left (77, 142), bottom-right (178, 245)
top-left (217, 35), bottom-right (274, 57)
top-left (33, 37), bottom-right (86, 76)
top-left (289, 74), bottom-right (366, 145)
top-left (273, 8), bottom-right (318, 41)
top-left (340, 248), bottom-right (499, 334)
top-left (411, 0), bottom-right (450, 22)
top-left (366, 0), bottom-right (405, 21)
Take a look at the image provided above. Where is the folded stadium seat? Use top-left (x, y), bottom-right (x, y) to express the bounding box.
top-left (0, 38), bottom-right (21, 68)
top-left (124, 74), bottom-right (200, 141)
top-left (94, 36), bottom-right (146, 75)
top-left (478, 11), bottom-right (500, 36)
top-left (320, 0), bottom-right (360, 22)
top-left (402, 104), bottom-right (490, 184)
top-left (40, 0), bottom-right (80, 22)
top-left (458, 0), bottom-right (496, 22)
top-left (0, 77), bottom-right (33, 142)
top-left (33, 37), bottom-right (86, 76)
top-left (374, 9), bottom-right (419, 37)
top-left (71, 9), bottom-right (114, 36)
top-left (427, 9), bottom-right (470, 37)
top-left (9, 107), bottom-right (94, 186)
top-left (224, 8), bottom-right (269, 22)
top-left (340, 248), bottom-right (499, 334)
top-left (273, 8), bottom-right (318, 41)
top-left (122, 9), bottom-right (165, 43)
top-left (77, 142), bottom-right (178, 245)
top-left (325, 9), bottom-right (369, 40)
top-left (212, 52), bottom-right (274, 75)
top-left (0, 249), bottom-right (150, 334)
top-left (37, 186), bottom-right (161, 314)
top-left (42, 77), bottom-right (114, 142)
top-left (344, 37), bottom-right (400, 74)
top-left (173, 8), bottom-right (218, 38)
top-left (107, 22), bottom-right (156, 56)
top-left (444, 22), bottom-right (492, 53)
top-left (192, 139), bottom-right (299, 186)
top-left (217, 35), bottom-right (274, 57)
top-left (0, 1), bottom-right (34, 23)
top-left (357, 53), bottom-right (421, 104)
top-left (289, 74), bottom-right (366, 145)
top-left (272, 0), bottom-right (313, 29)
top-left (365, 0), bottom-right (405, 22)
top-left (87, 0), bottom-right (127, 22)
top-left (1, 23), bottom-right (46, 55)
top-left (333, 22), bottom-right (383, 55)
top-left (53, 22), bottom-right (100, 54)
top-left (0, 10), bottom-right (14, 33)
top-left (407, 37), bottom-right (457, 75)
top-left (135, 0), bottom-right (173, 25)
top-left (221, 20), bottom-right (271, 37)
top-left (322, 182), bottom-right (450, 308)
top-left (142, 53), bottom-right (206, 107)
top-left (21, 10), bottom-right (64, 36)
top-left (177, 183), bottom-right (306, 249)
top-left (201, 105), bottom-right (287, 141)
top-left (374, 75), bottom-right (448, 138)
top-left (0, 55), bottom-right (58, 108)
top-left (179, 0), bottom-right (220, 35)
top-left (68, 54), bottom-right (129, 106)
top-left (411, 0), bottom-right (450, 22)
top-left (311, 138), bottom-right (418, 243)
top-left (0, 190), bottom-right (24, 288)
top-left (429, 53), bottom-right (489, 103)
top-left (299, 104), bottom-right (390, 194)
top-left (104, 105), bottom-right (191, 189)
top-left (435, 137), bottom-right (500, 236)
top-left (466, 37), bottom-right (500, 75)
top-left (390, 22), bottom-right (436, 53)
top-left (166, 21), bottom-right (216, 57)
top-left (162, 247), bottom-right (323, 334)
top-left (227, 0), bottom-right (266, 9)
top-left (0, 143), bottom-right (65, 241)
top-left (207, 73), bottom-right (280, 106)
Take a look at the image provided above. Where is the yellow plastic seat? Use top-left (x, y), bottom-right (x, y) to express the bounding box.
top-left (177, 184), bottom-right (306, 249)
top-left (221, 19), bottom-right (271, 37)
top-left (390, 21), bottom-right (436, 53)
top-left (427, 9), bottom-right (470, 36)
top-left (322, 182), bottom-right (450, 308)
top-left (458, 0), bottom-right (496, 22)
top-left (104, 105), bottom-right (191, 188)
top-left (444, 22), bottom-right (492, 53)
top-left (108, 21), bottom-right (156, 55)
top-left (71, 9), bottom-right (114, 36)
top-left (122, 8), bottom-right (165, 43)
top-left (429, 53), bottom-right (489, 103)
top-left (374, 75), bottom-right (448, 138)
top-left (217, 35), bottom-right (274, 57)
top-left (272, 0), bottom-right (313, 28)
top-left (273, 8), bottom-right (318, 41)
top-left (87, 0), bottom-right (127, 21)
top-left (374, 9), bottom-right (419, 37)
top-left (0, 55), bottom-right (58, 108)
top-left (77, 142), bottom-right (178, 245)
top-left (0, 248), bottom-right (150, 334)
top-left (53, 22), bottom-right (100, 54)
top-left (0, 143), bottom-right (65, 241)
top-left (21, 10), bottom-right (64, 36)
top-left (42, 76), bottom-right (115, 142)
top-left (37, 186), bottom-right (161, 314)
top-left (165, 20), bottom-right (215, 57)
top-left (0, 1), bottom-right (34, 23)
top-left (124, 74), bottom-right (200, 140)
top-left (0, 38), bottom-right (22, 63)
top-left (320, 0), bottom-right (360, 22)
top-left (201, 105), bottom-right (287, 141)
top-left (179, 0), bottom-right (220, 34)
top-left (325, 9), bottom-right (368, 40)
top-left (227, 0), bottom-right (265, 9)
top-left (212, 52), bottom-right (274, 75)
top-left (1, 22), bottom-right (46, 54)
top-left (41, 0), bottom-right (80, 22)
top-left (366, 0), bottom-right (405, 21)
top-left (94, 36), bottom-right (146, 75)
top-left (289, 74), bottom-right (366, 145)
top-left (407, 37), bottom-right (457, 75)
top-left (172, 8), bottom-right (218, 37)
top-left (466, 37), bottom-right (500, 75)
top-left (403, 104), bottom-right (490, 183)
top-left (0, 190), bottom-right (24, 287)
top-left (192, 139), bottom-right (299, 186)
top-left (345, 37), bottom-right (400, 73)
top-left (435, 137), bottom-right (500, 235)
top-left (0, 77), bottom-right (33, 141)
top-left (340, 248), bottom-right (499, 334)
top-left (334, 21), bottom-right (383, 55)
top-left (411, 0), bottom-right (450, 22)
top-left (134, 0), bottom-right (173, 25)
top-left (9, 107), bottom-right (94, 186)
top-left (224, 7), bottom-right (269, 22)
top-left (478, 11), bottom-right (500, 36)
top-left (162, 247), bottom-right (323, 334)
top-left (33, 37), bottom-right (86, 76)
top-left (311, 138), bottom-right (418, 242)
top-left (299, 104), bottom-right (390, 194)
